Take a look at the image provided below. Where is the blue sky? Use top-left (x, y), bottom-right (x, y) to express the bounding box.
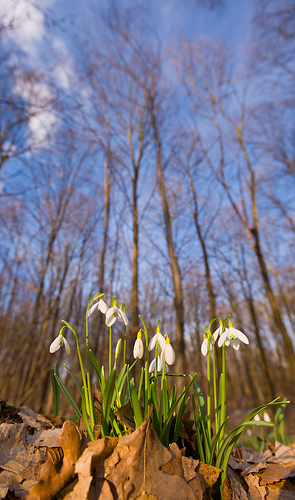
top-left (2, 0), bottom-right (254, 58)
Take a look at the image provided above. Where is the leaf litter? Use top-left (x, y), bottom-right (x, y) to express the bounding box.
top-left (0, 402), bottom-right (295, 499)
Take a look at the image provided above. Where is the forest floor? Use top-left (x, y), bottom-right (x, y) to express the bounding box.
top-left (1, 400), bottom-right (295, 499)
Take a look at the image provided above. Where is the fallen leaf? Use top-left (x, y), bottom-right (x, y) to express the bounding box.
top-left (17, 407), bottom-right (53, 430)
top-left (180, 455), bottom-right (200, 482)
top-left (0, 422), bottom-right (45, 497)
top-left (109, 416), bottom-right (199, 499)
top-left (258, 463), bottom-right (295, 486)
top-left (244, 474), bottom-right (267, 500)
top-left (197, 462), bottom-right (221, 489)
top-left (93, 385), bottom-right (103, 425)
top-left (160, 442), bottom-right (184, 477)
top-left (26, 427), bottom-right (62, 448)
top-left (222, 466), bottom-right (248, 500)
top-left (116, 399), bottom-right (136, 430)
top-left (228, 455), bottom-right (267, 476)
top-left (266, 478), bottom-right (295, 499)
top-left (26, 420), bottom-right (81, 500)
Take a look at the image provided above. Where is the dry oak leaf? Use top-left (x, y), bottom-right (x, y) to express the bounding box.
top-left (258, 463), bottom-right (295, 486)
top-left (26, 427), bottom-right (62, 448)
top-left (244, 474), bottom-right (267, 500)
top-left (26, 420), bottom-right (81, 500)
top-left (17, 407), bottom-right (54, 431)
top-left (222, 466), bottom-right (248, 500)
top-left (97, 416), bottom-right (198, 500)
top-left (0, 422), bottom-right (45, 498)
top-left (64, 417), bottom-right (221, 500)
top-left (63, 436), bottom-right (119, 500)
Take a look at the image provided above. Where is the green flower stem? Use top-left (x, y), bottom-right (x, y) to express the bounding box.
top-left (109, 325), bottom-right (112, 375)
top-left (207, 346), bottom-right (211, 440)
top-left (212, 338), bottom-right (218, 438)
top-left (219, 344), bottom-right (226, 445)
top-left (85, 310), bottom-right (95, 427)
top-left (62, 320), bottom-right (90, 415)
top-left (123, 324), bottom-right (127, 366)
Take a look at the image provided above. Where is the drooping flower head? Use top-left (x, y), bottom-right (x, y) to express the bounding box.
top-left (218, 320), bottom-right (249, 350)
top-left (149, 355), bottom-right (163, 374)
top-left (133, 330), bottom-right (144, 359)
top-left (161, 334), bottom-right (175, 366)
top-left (106, 298), bottom-right (128, 327)
top-left (88, 295), bottom-right (128, 327)
top-left (201, 321), bottom-right (222, 356)
top-left (49, 328), bottom-right (70, 355)
top-left (148, 319), bottom-right (166, 352)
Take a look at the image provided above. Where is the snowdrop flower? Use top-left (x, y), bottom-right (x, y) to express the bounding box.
top-left (149, 355), bottom-right (163, 374)
top-left (133, 331), bottom-right (144, 359)
top-left (161, 336), bottom-right (175, 366)
top-left (201, 324), bottom-right (222, 356)
top-left (88, 298), bottom-right (108, 317)
top-left (105, 305), bottom-right (128, 327)
top-left (49, 332), bottom-right (70, 355)
top-left (148, 322), bottom-right (166, 351)
top-left (89, 296), bottom-right (128, 327)
top-left (218, 323), bottom-right (249, 350)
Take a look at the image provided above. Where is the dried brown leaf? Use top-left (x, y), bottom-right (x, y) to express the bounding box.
top-left (101, 416), bottom-right (198, 500)
top-left (266, 478), bottom-right (295, 499)
top-left (63, 436), bottom-right (119, 500)
top-left (222, 466), bottom-right (248, 500)
top-left (181, 456), bottom-right (200, 482)
top-left (244, 474), bottom-right (267, 500)
top-left (258, 463), bottom-right (295, 486)
top-left (197, 462), bottom-right (221, 489)
top-left (228, 455), bottom-right (267, 476)
top-left (160, 442), bottom-right (184, 477)
top-left (26, 427), bottom-right (61, 448)
top-left (26, 420), bottom-right (81, 500)
top-left (0, 422), bottom-right (45, 496)
top-left (17, 407), bottom-right (53, 430)
top-left (93, 385), bottom-right (103, 425)
top-left (116, 399), bottom-right (136, 429)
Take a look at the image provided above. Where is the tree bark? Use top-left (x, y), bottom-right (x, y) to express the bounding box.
top-left (149, 88), bottom-right (187, 377)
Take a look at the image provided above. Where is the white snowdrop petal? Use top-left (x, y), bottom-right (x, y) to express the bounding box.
top-left (157, 333), bottom-right (166, 351)
top-left (99, 299), bottom-right (109, 314)
top-left (263, 412), bottom-right (271, 423)
top-left (118, 309), bottom-right (128, 326)
top-left (165, 344), bottom-right (175, 365)
top-left (201, 338), bottom-right (209, 356)
top-left (148, 337), bottom-right (156, 351)
top-left (106, 305), bottom-right (117, 318)
top-left (156, 356), bottom-right (163, 372)
top-left (63, 337), bottom-right (71, 355)
top-left (88, 301), bottom-right (99, 317)
top-left (149, 358), bottom-right (156, 373)
top-left (235, 329), bottom-right (249, 344)
top-left (133, 338), bottom-right (144, 359)
top-left (218, 331), bottom-right (228, 347)
top-left (106, 315), bottom-right (116, 327)
top-left (231, 339), bottom-right (240, 350)
top-left (49, 336), bottom-right (62, 353)
top-left (213, 325), bottom-right (222, 342)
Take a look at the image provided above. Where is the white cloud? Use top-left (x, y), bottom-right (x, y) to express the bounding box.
top-left (1, 0), bottom-right (45, 50)
top-left (14, 76), bottom-right (57, 145)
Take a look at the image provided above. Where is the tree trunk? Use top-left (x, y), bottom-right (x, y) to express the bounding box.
top-left (149, 91), bottom-right (187, 377)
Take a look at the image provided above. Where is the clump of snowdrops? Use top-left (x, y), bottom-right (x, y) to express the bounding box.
top-left (49, 293), bottom-right (287, 497)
